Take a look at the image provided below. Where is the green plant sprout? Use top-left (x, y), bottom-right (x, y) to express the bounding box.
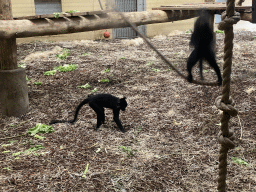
top-left (91, 88), bottom-right (98, 93)
top-left (54, 64), bottom-right (77, 72)
top-left (34, 134), bottom-right (45, 140)
top-left (151, 68), bottom-right (160, 72)
top-left (215, 30), bottom-right (224, 34)
top-left (77, 83), bottom-right (92, 89)
top-left (231, 157), bottom-right (248, 166)
top-left (101, 68), bottom-right (110, 74)
top-left (66, 10), bottom-right (79, 13)
top-left (27, 123), bottom-right (54, 135)
top-left (98, 79), bottom-right (109, 83)
top-left (54, 12), bottom-right (60, 19)
top-left (56, 49), bottom-right (70, 59)
top-left (34, 82), bottom-right (42, 85)
top-left (82, 163), bottom-right (89, 178)
top-left (18, 64), bottom-right (26, 68)
top-left (43, 70), bottom-right (57, 76)
top-left (2, 151), bottom-right (10, 153)
top-left (185, 29), bottom-right (192, 33)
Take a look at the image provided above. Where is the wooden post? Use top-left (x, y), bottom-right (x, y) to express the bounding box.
top-left (0, 0), bottom-right (29, 117)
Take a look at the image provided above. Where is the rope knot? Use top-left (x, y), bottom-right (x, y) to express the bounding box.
top-left (218, 11), bottom-right (241, 30)
top-left (215, 96), bottom-right (238, 117)
top-left (218, 129), bottom-right (235, 149)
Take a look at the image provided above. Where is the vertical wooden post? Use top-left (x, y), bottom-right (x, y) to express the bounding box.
top-left (253, 0), bottom-right (256, 23)
top-left (0, 0), bottom-right (29, 117)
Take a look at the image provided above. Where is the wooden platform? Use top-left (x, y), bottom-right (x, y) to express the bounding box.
top-left (14, 10), bottom-right (111, 20)
top-left (153, 3), bottom-right (251, 13)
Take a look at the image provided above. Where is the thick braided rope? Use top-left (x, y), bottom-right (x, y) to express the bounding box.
top-left (216, 0), bottom-right (240, 191)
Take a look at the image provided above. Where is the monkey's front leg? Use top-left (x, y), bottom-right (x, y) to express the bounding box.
top-left (113, 109), bottom-right (125, 133)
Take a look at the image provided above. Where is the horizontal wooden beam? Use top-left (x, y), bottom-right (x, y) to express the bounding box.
top-left (0, 9), bottom-right (252, 39)
top-left (0, 10), bottom-right (197, 39)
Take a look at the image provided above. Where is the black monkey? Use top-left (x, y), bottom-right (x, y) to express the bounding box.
top-left (50, 94), bottom-right (127, 132)
top-left (187, 10), bottom-right (222, 86)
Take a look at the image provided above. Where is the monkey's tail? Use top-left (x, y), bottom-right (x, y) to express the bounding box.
top-left (49, 98), bottom-right (90, 125)
top-left (69, 98), bottom-right (90, 123)
top-left (49, 120), bottom-right (69, 125)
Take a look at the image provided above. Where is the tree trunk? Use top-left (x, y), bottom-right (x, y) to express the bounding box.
top-left (0, 0), bottom-right (29, 117)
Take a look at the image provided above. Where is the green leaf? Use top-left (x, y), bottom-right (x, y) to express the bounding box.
top-left (25, 145), bottom-right (44, 152)
top-left (55, 49), bottom-right (70, 59)
top-left (91, 88), bottom-right (97, 93)
top-left (2, 151), bottom-right (10, 153)
top-left (66, 10), bottom-right (79, 13)
top-left (215, 30), bottom-right (224, 34)
top-left (34, 82), bottom-right (42, 85)
top-left (231, 157), bottom-right (248, 166)
top-left (54, 64), bottom-right (77, 72)
top-left (27, 123), bottom-right (55, 135)
top-left (54, 12), bottom-right (60, 19)
top-left (185, 29), bottom-right (192, 33)
top-left (43, 70), bottom-right (57, 76)
top-left (9, 140), bottom-right (18, 143)
top-left (1, 144), bottom-right (11, 147)
top-left (101, 68), bottom-right (110, 74)
top-left (77, 83), bottom-right (91, 89)
top-left (34, 134), bottom-right (45, 140)
top-left (98, 79), bottom-right (109, 83)
top-left (18, 64), bottom-right (26, 68)
top-left (12, 152), bottom-right (22, 156)
top-left (151, 68), bottom-right (160, 72)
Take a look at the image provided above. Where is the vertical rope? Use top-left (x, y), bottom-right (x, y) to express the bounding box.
top-left (216, 0), bottom-right (240, 191)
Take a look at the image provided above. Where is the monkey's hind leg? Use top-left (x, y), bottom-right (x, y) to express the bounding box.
top-left (89, 103), bottom-right (105, 130)
top-left (187, 49), bottom-right (200, 83)
top-left (204, 49), bottom-right (222, 86)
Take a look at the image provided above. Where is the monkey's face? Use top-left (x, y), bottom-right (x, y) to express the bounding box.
top-left (120, 98), bottom-right (127, 111)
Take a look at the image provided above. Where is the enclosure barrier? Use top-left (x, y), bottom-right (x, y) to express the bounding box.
top-left (0, 0), bottom-right (249, 190)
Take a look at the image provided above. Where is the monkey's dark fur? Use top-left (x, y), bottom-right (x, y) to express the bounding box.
top-left (50, 94), bottom-right (127, 132)
top-left (187, 10), bottom-right (222, 86)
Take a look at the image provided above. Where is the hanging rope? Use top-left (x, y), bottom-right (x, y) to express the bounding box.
top-left (98, 0), bottom-right (104, 10)
top-left (215, 0), bottom-right (240, 191)
top-left (111, 7), bottom-right (220, 86)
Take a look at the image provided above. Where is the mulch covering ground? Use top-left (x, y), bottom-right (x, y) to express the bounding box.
top-left (0, 31), bottom-right (256, 191)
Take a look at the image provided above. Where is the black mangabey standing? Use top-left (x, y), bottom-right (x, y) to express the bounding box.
top-left (50, 94), bottom-right (127, 133)
top-left (187, 10), bottom-right (222, 86)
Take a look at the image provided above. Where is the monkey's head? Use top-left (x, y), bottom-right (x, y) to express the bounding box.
top-left (119, 97), bottom-right (127, 111)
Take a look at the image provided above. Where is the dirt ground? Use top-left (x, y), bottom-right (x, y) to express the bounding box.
top-left (0, 31), bottom-right (256, 191)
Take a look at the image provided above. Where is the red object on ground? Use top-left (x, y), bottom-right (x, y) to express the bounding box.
top-left (104, 31), bottom-right (110, 38)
